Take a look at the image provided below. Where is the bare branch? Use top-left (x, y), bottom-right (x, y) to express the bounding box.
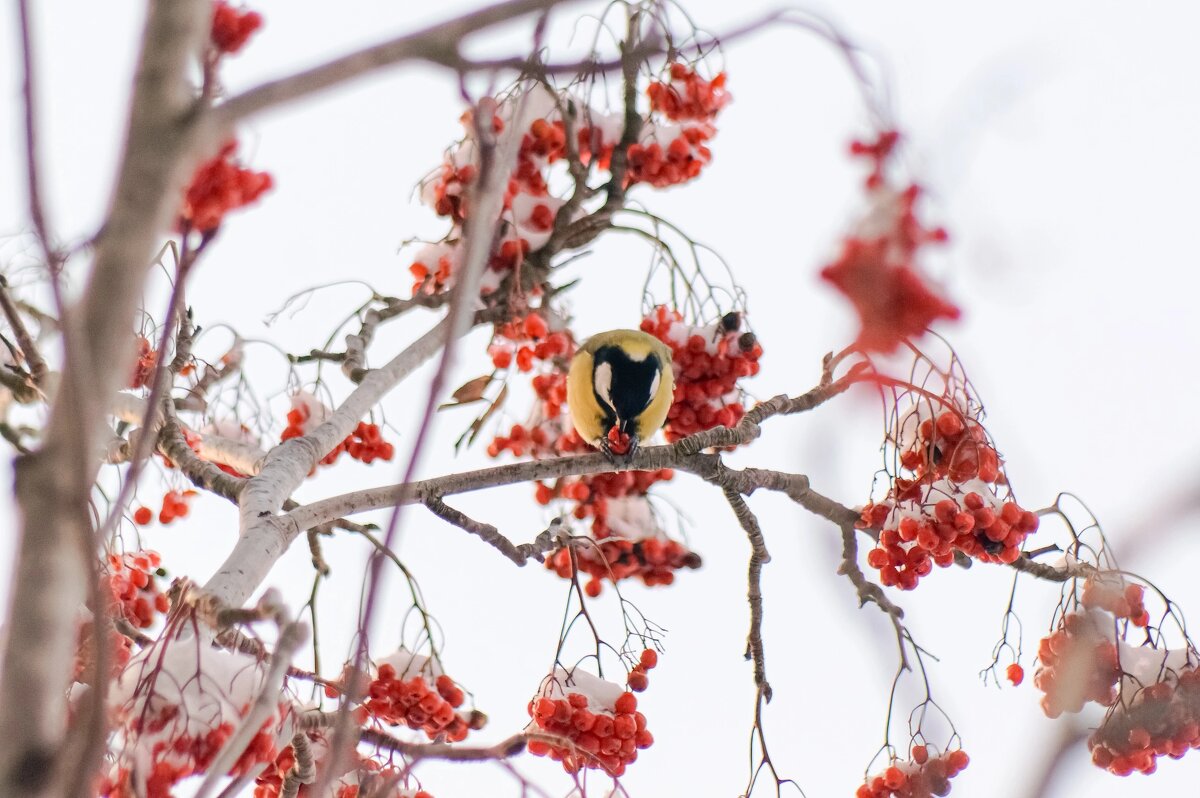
top-left (721, 488), bottom-right (773, 702)
top-left (425, 497), bottom-right (564, 565)
top-left (212, 0), bottom-right (580, 124)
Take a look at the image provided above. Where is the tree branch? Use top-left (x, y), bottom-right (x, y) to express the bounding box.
top-left (0, 0), bottom-right (212, 792)
top-left (212, 0), bottom-right (579, 124)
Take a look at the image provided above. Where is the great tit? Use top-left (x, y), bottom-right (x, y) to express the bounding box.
top-left (567, 329), bottom-right (674, 459)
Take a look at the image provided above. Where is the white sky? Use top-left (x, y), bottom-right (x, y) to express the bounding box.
top-left (3, 1), bottom-right (1200, 797)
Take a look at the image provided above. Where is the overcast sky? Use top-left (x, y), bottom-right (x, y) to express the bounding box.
top-left (3, 1), bottom-right (1200, 796)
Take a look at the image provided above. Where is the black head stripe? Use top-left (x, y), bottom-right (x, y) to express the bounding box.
top-left (592, 345), bottom-right (661, 432)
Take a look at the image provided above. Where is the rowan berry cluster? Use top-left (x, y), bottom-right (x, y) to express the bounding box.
top-left (104, 551), bottom-right (170, 629)
top-left (179, 140), bottom-right (273, 233)
top-left (354, 662), bottom-right (472, 743)
top-left (1088, 666), bottom-right (1200, 776)
top-left (640, 305), bottom-right (762, 441)
top-left (281, 394), bottom-right (394, 466)
top-left (255, 735), bottom-right (435, 798)
top-left (100, 721), bottom-right (279, 798)
top-left (1034, 610), bottom-right (1121, 718)
top-left (856, 747), bottom-right (969, 798)
top-left (526, 673), bottom-right (653, 778)
top-left (210, 1), bottom-right (262, 55)
top-left (1082, 576), bottom-right (1150, 627)
top-left (647, 63), bottom-right (730, 122)
top-left (133, 489), bottom-right (195, 526)
top-left (488, 313), bottom-right (574, 373)
top-left (820, 130), bottom-right (958, 354)
top-left (859, 405), bottom-right (1038, 589)
top-left (129, 335), bottom-right (157, 389)
top-left (544, 501), bottom-right (700, 596)
top-left (412, 63), bottom-right (729, 299)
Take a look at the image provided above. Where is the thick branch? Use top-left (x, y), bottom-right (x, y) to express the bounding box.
top-left (0, 0), bottom-right (212, 793)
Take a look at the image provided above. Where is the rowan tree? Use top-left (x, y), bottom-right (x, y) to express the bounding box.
top-left (1, 1), bottom-right (1197, 797)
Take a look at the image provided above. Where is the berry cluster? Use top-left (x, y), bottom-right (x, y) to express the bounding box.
top-left (100, 721), bottom-right (279, 798)
top-left (820, 130), bottom-right (958, 354)
top-left (130, 335), bottom-right (157, 389)
top-left (133, 489), bottom-right (196, 526)
top-left (626, 649), bottom-right (658, 692)
top-left (859, 406), bottom-right (1038, 589)
top-left (1089, 666), bottom-right (1200, 776)
top-left (856, 747), bottom-right (969, 798)
top-left (488, 313), bottom-right (574, 373)
top-left (210, 1), bottom-right (262, 55)
top-left (179, 140), bottom-right (273, 233)
top-left (281, 393), bottom-right (394, 466)
top-left (526, 673), bottom-right (653, 778)
top-left (354, 662), bottom-right (472, 742)
top-left (618, 64), bottom-right (729, 188)
top-left (647, 63), bottom-right (730, 121)
top-left (104, 551), bottom-right (170, 629)
top-left (1034, 610), bottom-right (1121, 718)
top-left (545, 516), bottom-right (700, 596)
top-left (640, 305), bottom-right (762, 442)
top-left (413, 65), bottom-right (730, 300)
top-left (1082, 576), bottom-right (1150, 627)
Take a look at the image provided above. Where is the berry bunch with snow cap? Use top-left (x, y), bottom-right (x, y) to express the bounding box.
top-left (410, 59), bottom-right (730, 301)
top-left (857, 746), bottom-right (969, 798)
top-left (101, 636), bottom-right (293, 798)
top-left (640, 305), bottom-right (762, 441)
top-left (526, 667), bottom-right (654, 778)
top-left (543, 491), bottom-right (700, 596)
top-left (858, 369), bottom-right (1039, 589)
top-left (349, 647), bottom-right (476, 743)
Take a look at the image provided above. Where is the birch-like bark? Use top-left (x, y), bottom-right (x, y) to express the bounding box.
top-left (204, 318), bottom-right (453, 607)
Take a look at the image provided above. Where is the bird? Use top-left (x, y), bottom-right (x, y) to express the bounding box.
top-left (567, 329), bottom-right (674, 461)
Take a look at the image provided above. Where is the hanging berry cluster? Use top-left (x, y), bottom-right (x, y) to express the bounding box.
top-left (210, 1), bottom-right (262, 55)
top-left (543, 493), bottom-right (701, 596)
top-left (103, 641), bottom-right (293, 798)
top-left (281, 392), bottom-right (394, 466)
top-left (100, 718), bottom-right (281, 798)
top-left (1029, 574), bottom-right (1200, 776)
top-left (179, 139), bottom-right (273, 234)
top-left (411, 61), bottom-right (729, 299)
top-left (859, 403), bottom-right (1039, 589)
top-left (132, 489), bottom-right (196, 526)
top-left (1088, 666), bottom-right (1200, 776)
top-left (640, 305), bottom-right (762, 441)
top-left (255, 735), bottom-right (435, 798)
top-left (856, 746), bottom-right (970, 798)
top-left (820, 130), bottom-right (959, 354)
top-left (1034, 609), bottom-right (1121, 718)
top-left (104, 551), bottom-right (170, 629)
top-left (352, 661), bottom-right (473, 743)
top-left (526, 670), bottom-right (654, 778)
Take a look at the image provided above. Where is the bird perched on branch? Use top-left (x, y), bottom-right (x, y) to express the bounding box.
top-left (567, 329), bottom-right (674, 461)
